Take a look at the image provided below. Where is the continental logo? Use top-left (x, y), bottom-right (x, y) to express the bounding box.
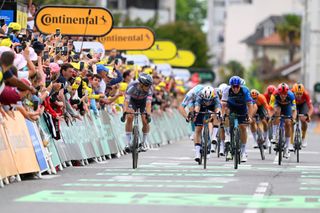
top-left (35, 6), bottom-right (113, 36)
top-left (41, 14), bottom-right (105, 26)
top-left (97, 27), bottom-right (155, 50)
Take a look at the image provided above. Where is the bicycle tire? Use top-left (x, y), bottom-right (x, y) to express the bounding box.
top-left (203, 125), bottom-right (209, 169)
top-left (257, 131), bottom-right (265, 160)
top-left (234, 128), bottom-right (240, 169)
top-left (278, 127), bottom-right (283, 165)
top-left (295, 127), bottom-right (301, 163)
top-left (225, 142), bottom-right (230, 161)
top-left (132, 126), bottom-right (139, 169)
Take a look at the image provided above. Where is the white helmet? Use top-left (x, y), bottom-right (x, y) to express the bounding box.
top-left (218, 83), bottom-right (228, 92)
top-left (240, 78), bottom-right (246, 85)
top-left (200, 86), bottom-right (215, 101)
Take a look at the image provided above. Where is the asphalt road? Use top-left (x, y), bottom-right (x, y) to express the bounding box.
top-left (1, 124), bottom-right (320, 213)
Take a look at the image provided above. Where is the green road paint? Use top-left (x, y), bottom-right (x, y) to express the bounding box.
top-left (301, 175), bottom-right (320, 178)
top-left (302, 171), bottom-right (320, 174)
top-left (103, 169), bottom-right (236, 173)
top-left (62, 183), bottom-right (224, 189)
top-left (78, 178), bottom-right (235, 184)
top-left (96, 172), bottom-right (235, 177)
top-left (300, 187), bottom-right (320, 191)
top-left (16, 190), bottom-right (320, 209)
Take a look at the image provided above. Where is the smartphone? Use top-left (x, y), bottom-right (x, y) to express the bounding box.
top-left (33, 100), bottom-right (39, 111)
top-left (80, 61), bottom-right (84, 71)
top-left (61, 46), bottom-right (68, 56)
top-left (0, 19), bottom-right (5, 27)
top-left (56, 28), bottom-right (61, 36)
top-left (127, 60), bottom-right (134, 65)
top-left (55, 47), bottom-right (61, 54)
top-left (86, 53), bottom-right (92, 59)
top-left (43, 51), bottom-right (49, 61)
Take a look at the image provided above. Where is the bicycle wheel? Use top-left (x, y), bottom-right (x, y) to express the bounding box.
top-left (233, 128), bottom-right (240, 169)
top-left (132, 126), bottom-right (139, 169)
top-left (295, 127), bottom-right (301, 163)
top-left (203, 125), bottom-right (209, 169)
top-left (278, 127), bottom-right (283, 165)
top-left (225, 142), bottom-right (230, 161)
top-left (257, 131), bottom-right (265, 160)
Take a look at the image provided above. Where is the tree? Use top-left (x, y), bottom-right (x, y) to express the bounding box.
top-left (155, 21), bottom-right (210, 68)
top-left (176, 0), bottom-right (207, 28)
top-left (218, 60), bottom-right (245, 83)
top-left (276, 14), bottom-right (301, 62)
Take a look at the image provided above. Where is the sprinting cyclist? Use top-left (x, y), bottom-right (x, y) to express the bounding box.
top-left (193, 86), bottom-right (221, 163)
top-left (264, 85), bottom-right (277, 104)
top-left (178, 84), bottom-right (204, 140)
top-left (221, 76), bottom-right (254, 162)
top-left (291, 83), bottom-right (313, 147)
top-left (250, 89), bottom-right (271, 149)
top-left (123, 73), bottom-right (153, 152)
top-left (269, 83), bottom-right (297, 158)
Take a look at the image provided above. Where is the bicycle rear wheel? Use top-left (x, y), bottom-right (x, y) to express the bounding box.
top-left (233, 128), bottom-right (240, 169)
top-left (132, 126), bottom-right (139, 169)
top-left (203, 126), bottom-right (209, 169)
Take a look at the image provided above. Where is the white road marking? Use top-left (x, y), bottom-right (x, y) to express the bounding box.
top-left (243, 182), bottom-right (269, 213)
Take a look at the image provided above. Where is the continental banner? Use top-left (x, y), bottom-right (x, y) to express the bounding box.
top-left (0, 124), bottom-right (18, 179)
top-left (4, 112), bottom-right (40, 174)
top-left (127, 40), bottom-right (177, 60)
top-left (154, 50), bottom-right (196, 67)
top-left (35, 6), bottom-right (113, 36)
top-left (97, 27), bottom-right (155, 50)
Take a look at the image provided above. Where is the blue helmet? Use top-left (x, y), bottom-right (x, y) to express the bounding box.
top-left (229, 76), bottom-right (242, 86)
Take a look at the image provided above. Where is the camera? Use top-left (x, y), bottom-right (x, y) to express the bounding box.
top-left (55, 46), bottom-right (68, 55)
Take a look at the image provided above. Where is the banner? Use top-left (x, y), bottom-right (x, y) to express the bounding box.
top-left (4, 113), bottom-right (40, 174)
top-left (0, 124), bottom-right (18, 179)
top-left (96, 27), bottom-right (155, 50)
top-left (127, 41), bottom-right (177, 60)
top-left (25, 120), bottom-right (48, 172)
top-left (154, 50), bottom-right (196, 67)
top-left (35, 6), bottom-right (113, 36)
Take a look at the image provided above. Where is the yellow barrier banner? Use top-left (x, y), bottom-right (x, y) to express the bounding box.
top-left (4, 113), bottom-right (40, 174)
top-left (126, 41), bottom-right (177, 60)
top-left (0, 124), bottom-right (18, 179)
top-left (153, 50), bottom-right (196, 67)
top-left (35, 6), bottom-right (113, 36)
top-left (96, 27), bottom-right (155, 50)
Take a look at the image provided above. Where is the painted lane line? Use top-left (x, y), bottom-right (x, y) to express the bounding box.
top-left (243, 182), bottom-right (269, 213)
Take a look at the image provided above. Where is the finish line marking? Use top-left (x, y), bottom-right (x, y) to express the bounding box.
top-left (243, 182), bottom-right (269, 213)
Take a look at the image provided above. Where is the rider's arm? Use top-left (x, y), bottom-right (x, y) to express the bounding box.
top-left (290, 93), bottom-right (297, 119)
top-left (305, 92), bottom-right (314, 118)
top-left (269, 95), bottom-right (276, 117)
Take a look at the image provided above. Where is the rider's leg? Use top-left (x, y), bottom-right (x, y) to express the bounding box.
top-left (271, 107), bottom-right (281, 143)
top-left (194, 126), bottom-right (203, 160)
top-left (125, 110), bottom-right (134, 146)
top-left (240, 124), bottom-right (248, 155)
top-left (141, 114), bottom-right (150, 146)
top-left (250, 118), bottom-right (258, 147)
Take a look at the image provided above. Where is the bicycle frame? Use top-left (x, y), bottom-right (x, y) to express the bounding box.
top-left (254, 115), bottom-right (265, 160)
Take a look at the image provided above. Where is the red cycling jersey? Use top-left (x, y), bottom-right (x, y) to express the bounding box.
top-left (292, 90), bottom-right (312, 108)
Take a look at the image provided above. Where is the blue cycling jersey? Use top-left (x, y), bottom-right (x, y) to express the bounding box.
top-left (222, 85), bottom-right (253, 108)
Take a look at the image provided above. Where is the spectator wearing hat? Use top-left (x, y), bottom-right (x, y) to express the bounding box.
top-left (8, 22), bottom-right (22, 44)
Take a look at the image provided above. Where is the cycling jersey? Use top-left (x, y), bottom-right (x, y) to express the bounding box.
top-left (269, 91), bottom-right (296, 110)
top-left (263, 92), bottom-right (272, 104)
top-left (181, 84), bottom-right (204, 108)
top-left (292, 90), bottom-right (312, 108)
top-left (125, 81), bottom-right (153, 103)
top-left (221, 86), bottom-right (253, 108)
top-left (254, 94), bottom-right (270, 110)
top-left (194, 94), bottom-right (221, 126)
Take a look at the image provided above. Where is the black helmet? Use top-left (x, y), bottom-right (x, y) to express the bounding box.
top-left (138, 73), bottom-right (153, 86)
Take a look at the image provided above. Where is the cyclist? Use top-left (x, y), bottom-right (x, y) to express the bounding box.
top-left (264, 85), bottom-right (277, 104)
top-left (123, 73), bottom-right (153, 152)
top-left (250, 89), bottom-right (271, 149)
top-left (193, 86), bottom-right (221, 163)
top-left (269, 83), bottom-right (297, 157)
top-left (221, 76), bottom-right (254, 162)
top-left (291, 83), bottom-right (313, 147)
top-left (178, 84), bottom-right (204, 140)
top-left (214, 83), bottom-right (229, 156)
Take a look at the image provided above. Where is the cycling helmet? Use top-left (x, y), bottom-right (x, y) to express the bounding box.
top-left (200, 86), bottom-right (215, 101)
top-left (240, 78), bottom-right (246, 85)
top-left (138, 73), bottom-right (153, 86)
top-left (218, 83), bottom-right (228, 92)
top-left (250, 89), bottom-right (260, 99)
top-left (277, 83), bottom-right (289, 94)
top-left (292, 83), bottom-right (305, 95)
top-left (229, 76), bottom-right (242, 86)
top-left (267, 85), bottom-right (276, 94)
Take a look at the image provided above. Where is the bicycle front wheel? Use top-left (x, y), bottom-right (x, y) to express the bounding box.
top-left (132, 126), bottom-right (139, 169)
top-left (295, 127), bottom-right (301, 163)
top-left (233, 128), bottom-right (240, 169)
top-left (203, 126), bottom-right (209, 169)
top-left (278, 128), bottom-right (283, 165)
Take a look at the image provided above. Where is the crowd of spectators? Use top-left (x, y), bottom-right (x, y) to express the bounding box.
top-left (0, 2), bottom-right (187, 141)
